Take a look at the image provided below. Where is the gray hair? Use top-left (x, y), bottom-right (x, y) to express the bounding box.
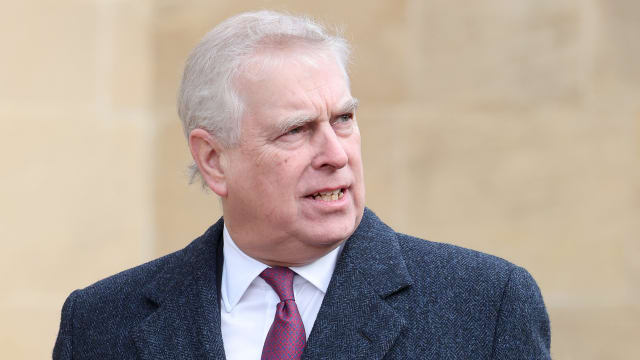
top-left (177, 10), bottom-right (351, 185)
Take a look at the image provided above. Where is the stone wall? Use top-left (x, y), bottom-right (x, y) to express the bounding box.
top-left (1, 0), bottom-right (638, 358)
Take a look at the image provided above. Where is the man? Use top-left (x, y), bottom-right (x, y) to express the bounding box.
top-left (54, 10), bottom-right (550, 359)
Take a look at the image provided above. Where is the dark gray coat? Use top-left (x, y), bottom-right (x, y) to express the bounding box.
top-left (54, 208), bottom-right (551, 359)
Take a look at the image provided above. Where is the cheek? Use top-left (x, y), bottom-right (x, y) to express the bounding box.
top-left (253, 147), bottom-right (275, 167)
top-left (346, 141), bottom-right (363, 168)
top-left (259, 153), bottom-right (297, 185)
top-left (346, 129), bottom-right (362, 156)
top-left (252, 148), bottom-right (289, 175)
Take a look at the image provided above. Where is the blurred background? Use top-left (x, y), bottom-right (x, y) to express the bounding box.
top-left (1, 0), bottom-right (638, 358)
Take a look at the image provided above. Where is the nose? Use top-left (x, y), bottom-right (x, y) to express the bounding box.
top-left (311, 123), bottom-right (348, 170)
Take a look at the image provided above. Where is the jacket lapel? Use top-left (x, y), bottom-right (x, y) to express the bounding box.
top-left (303, 209), bottom-right (413, 360)
top-left (133, 219), bottom-right (226, 360)
top-left (131, 209), bottom-right (410, 359)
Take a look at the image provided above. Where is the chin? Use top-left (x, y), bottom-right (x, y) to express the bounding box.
top-left (301, 219), bottom-right (358, 247)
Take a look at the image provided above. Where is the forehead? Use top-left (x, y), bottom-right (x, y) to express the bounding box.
top-left (235, 48), bottom-right (352, 122)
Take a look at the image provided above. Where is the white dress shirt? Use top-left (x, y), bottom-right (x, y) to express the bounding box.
top-left (220, 225), bottom-right (343, 360)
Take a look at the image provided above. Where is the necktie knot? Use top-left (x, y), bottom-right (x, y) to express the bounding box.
top-left (260, 267), bottom-right (295, 302)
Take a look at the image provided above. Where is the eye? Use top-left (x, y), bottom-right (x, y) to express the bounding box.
top-left (332, 113), bottom-right (354, 128)
top-left (278, 124), bottom-right (308, 141)
top-left (334, 113), bottom-right (353, 124)
top-left (285, 126), bottom-right (303, 136)
top-left (339, 113), bottom-right (353, 122)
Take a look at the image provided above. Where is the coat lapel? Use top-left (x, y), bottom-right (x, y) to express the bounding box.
top-left (131, 209), bottom-right (410, 360)
top-left (133, 219), bottom-right (226, 360)
top-left (303, 209), bottom-right (413, 360)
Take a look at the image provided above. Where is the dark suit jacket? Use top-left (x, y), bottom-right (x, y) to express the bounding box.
top-left (53, 208), bottom-right (551, 359)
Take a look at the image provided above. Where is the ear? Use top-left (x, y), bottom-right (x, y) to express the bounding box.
top-left (188, 128), bottom-right (228, 197)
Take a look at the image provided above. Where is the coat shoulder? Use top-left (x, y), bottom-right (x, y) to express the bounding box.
top-left (381, 233), bottom-right (550, 358)
top-left (53, 245), bottom-right (188, 359)
top-left (54, 220), bottom-right (224, 359)
top-left (353, 210), bottom-right (550, 358)
top-left (395, 233), bottom-right (522, 308)
top-left (397, 233), bottom-right (515, 277)
top-left (73, 220), bottom-right (221, 309)
top-left (66, 244), bottom-right (188, 341)
top-left (77, 243), bottom-right (185, 304)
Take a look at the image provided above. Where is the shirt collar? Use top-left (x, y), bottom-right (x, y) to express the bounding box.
top-left (221, 225), bottom-right (268, 313)
top-left (290, 242), bottom-right (343, 294)
top-left (221, 224), bottom-right (344, 313)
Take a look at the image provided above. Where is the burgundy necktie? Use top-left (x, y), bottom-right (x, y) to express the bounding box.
top-left (260, 267), bottom-right (306, 360)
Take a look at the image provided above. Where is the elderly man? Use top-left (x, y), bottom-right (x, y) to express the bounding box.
top-left (54, 10), bottom-right (550, 360)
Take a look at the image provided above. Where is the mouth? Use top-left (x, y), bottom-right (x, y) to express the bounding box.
top-left (306, 188), bottom-right (346, 202)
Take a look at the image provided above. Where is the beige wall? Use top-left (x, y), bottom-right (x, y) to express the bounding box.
top-left (1, 0), bottom-right (638, 358)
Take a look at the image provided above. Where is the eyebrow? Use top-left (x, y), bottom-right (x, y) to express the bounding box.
top-left (277, 113), bottom-right (317, 134)
top-left (336, 97), bottom-right (359, 116)
top-left (276, 97), bottom-right (360, 134)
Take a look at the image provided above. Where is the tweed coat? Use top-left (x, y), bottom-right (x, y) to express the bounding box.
top-left (53, 208), bottom-right (551, 359)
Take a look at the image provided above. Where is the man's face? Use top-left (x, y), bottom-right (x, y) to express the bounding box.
top-left (220, 51), bottom-right (365, 266)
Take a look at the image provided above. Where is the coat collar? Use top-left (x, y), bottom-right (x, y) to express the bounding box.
top-left (133, 208), bottom-right (413, 360)
top-left (133, 218), bottom-right (227, 360)
top-left (302, 208), bottom-right (414, 359)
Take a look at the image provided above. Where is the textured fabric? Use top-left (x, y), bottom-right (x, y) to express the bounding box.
top-left (53, 208), bottom-right (551, 359)
top-left (260, 267), bottom-right (306, 360)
